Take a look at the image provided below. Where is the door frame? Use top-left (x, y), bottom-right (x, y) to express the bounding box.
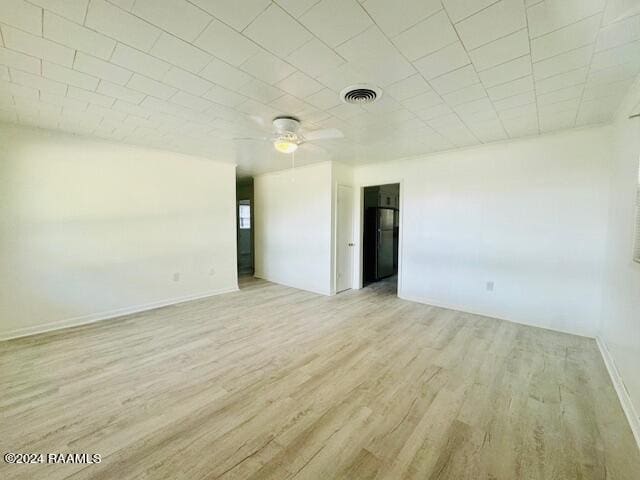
top-left (356, 181), bottom-right (404, 296)
top-left (334, 183), bottom-right (355, 293)
top-left (236, 178), bottom-right (255, 276)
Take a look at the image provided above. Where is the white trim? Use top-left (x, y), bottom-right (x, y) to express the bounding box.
top-left (334, 183), bottom-right (355, 295)
top-left (399, 292), bottom-right (594, 338)
top-left (0, 286), bottom-right (239, 342)
top-left (596, 336), bottom-right (640, 451)
top-left (253, 272), bottom-right (331, 296)
top-left (330, 177), bottom-right (338, 296)
top-left (355, 180), bottom-right (404, 297)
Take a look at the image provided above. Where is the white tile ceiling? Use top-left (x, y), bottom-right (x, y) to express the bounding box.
top-left (0, 0), bottom-right (639, 174)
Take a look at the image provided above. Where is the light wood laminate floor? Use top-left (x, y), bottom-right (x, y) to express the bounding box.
top-left (1, 277), bottom-right (639, 480)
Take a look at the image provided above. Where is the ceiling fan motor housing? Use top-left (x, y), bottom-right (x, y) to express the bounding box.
top-left (273, 116), bottom-right (301, 134)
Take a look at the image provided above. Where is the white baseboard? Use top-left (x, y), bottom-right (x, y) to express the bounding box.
top-left (596, 337), bottom-right (640, 451)
top-left (253, 272), bottom-right (331, 296)
top-left (0, 285), bottom-right (239, 342)
top-left (398, 292), bottom-right (594, 338)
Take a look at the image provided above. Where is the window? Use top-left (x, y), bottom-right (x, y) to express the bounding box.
top-left (239, 204), bottom-right (250, 229)
top-left (635, 160), bottom-right (640, 263)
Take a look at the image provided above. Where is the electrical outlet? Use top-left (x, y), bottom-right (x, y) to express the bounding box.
top-left (173, 272), bottom-right (180, 282)
top-left (486, 281), bottom-right (494, 292)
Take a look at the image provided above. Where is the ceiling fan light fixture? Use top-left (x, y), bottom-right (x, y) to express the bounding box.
top-left (272, 117), bottom-right (301, 154)
top-left (273, 138), bottom-right (299, 154)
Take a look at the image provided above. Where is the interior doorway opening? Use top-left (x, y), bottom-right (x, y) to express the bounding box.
top-left (362, 183), bottom-right (400, 293)
top-left (236, 178), bottom-right (254, 277)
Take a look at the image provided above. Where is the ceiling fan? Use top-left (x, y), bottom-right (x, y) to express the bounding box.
top-left (236, 116), bottom-right (343, 154)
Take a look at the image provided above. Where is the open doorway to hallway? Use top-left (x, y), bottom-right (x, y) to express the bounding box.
top-left (236, 178), bottom-right (254, 278)
top-left (362, 183), bottom-right (400, 294)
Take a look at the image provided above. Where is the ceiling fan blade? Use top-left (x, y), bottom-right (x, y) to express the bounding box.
top-left (299, 142), bottom-right (331, 160)
top-left (247, 115), bottom-right (267, 128)
top-left (303, 128), bottom-right (344, 141)
top-left (233, 136), bottom-right (269, 141)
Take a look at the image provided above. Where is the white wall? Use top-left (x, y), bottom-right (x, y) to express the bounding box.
top-left (0, 123), bottom-right (238, 340)
top-left (599, 85), bottom-right (640, 438)
top-left (254, 161), bottom-right (333, 295)
top-left (253, 160), bottom-right (354, 296)
top-left (352, 127), bottom-right (612, 337)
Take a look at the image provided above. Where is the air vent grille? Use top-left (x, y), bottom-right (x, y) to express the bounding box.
top-left (340, 84), bottom-right (382, 105)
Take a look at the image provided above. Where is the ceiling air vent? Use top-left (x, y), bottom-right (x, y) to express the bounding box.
top-left (340, 84), bottom-right (382, 105)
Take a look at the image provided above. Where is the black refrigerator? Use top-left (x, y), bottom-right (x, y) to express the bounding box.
top-left (364, 207), bottom-right (398, 284)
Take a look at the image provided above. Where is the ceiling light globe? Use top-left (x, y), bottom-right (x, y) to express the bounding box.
top-left (274, 140), bottom-right (298, 154)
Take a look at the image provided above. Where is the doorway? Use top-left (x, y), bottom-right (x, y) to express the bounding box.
top-left (362, 183), bottom-right (400, 292)
top-left (236, 178), bottom-right (254, 276)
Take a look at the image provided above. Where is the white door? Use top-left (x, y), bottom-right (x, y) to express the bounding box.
top-left (336, 185), bottom-right (354, 293)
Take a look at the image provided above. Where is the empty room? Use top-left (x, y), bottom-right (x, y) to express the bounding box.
top-left (1, 0), bottom-right (640, 479)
